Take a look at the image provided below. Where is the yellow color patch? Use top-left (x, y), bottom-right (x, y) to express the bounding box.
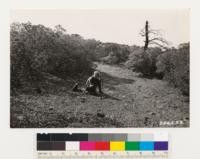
top-left (110, 141), bottom-right (125, 151)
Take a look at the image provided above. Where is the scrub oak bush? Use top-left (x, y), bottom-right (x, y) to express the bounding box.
top-left (101, 43), bottom-right (131, 65)
top-left (126, 47), bottom-right (163, 77)
top-left (156, 43), bottom-right (189, 95)
top-left (126, 43), bottom-right (189, 95)
top-left (11, 22), bottom-right (94, 89)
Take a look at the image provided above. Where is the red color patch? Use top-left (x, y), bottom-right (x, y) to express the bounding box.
top-left (95, 142), bottom-right (110, 150)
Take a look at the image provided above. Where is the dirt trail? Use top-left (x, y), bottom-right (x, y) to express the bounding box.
top-left (96, 63), bottom-right (189, 127)
top-left (11, 63), bottom-right (189, 128)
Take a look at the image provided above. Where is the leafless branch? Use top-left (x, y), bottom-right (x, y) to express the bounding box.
top-left (149, 37), bottom-right (169, 45)
top-left (149, 41), bottom-right (169, 49)
top-left (139, 29), bottom-right (145, 36)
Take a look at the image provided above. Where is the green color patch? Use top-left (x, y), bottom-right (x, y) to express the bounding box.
top-left (125, 142), bottom-right (139, 150)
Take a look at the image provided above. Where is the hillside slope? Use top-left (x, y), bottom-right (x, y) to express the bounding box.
top-left (11, 63), bottom-right (189, 128)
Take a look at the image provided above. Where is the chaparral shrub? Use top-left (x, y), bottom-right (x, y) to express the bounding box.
top-left (126, 47), bottom-right (163, 77)
top-left (156, 43), bottom-right (189, 95)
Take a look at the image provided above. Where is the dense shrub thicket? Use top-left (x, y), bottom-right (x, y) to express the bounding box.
top-left (156, 43), bottom-right (189, 95)
top-left (11, 22), bottom-right (189, 96)
top-left (10, 22), bottom-right (132, 90)
top-left (125, 47), bottom-right (163, 77)
top-left (126, 43), bottom-right (189, 95)
top-left (100, 43), bottom-right (131, 64)
top-left (11, 22), bottom-right (97, 89)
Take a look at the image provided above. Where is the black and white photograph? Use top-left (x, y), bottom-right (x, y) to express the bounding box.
top-left (10, 9), bottom-right (190, 128)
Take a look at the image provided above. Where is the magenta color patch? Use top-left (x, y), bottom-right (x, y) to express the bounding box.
top-left (80, 141), bottom-right (96, 150)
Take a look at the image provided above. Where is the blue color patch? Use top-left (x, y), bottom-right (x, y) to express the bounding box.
top-left (139, 142), bottom-right (154, 150)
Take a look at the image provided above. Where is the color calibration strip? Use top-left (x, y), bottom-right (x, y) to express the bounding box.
top-left (37, 141), bottom-right (168, 151)
top-left (36, 133), bottom-right (168, 159)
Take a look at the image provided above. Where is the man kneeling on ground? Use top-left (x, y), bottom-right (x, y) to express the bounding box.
top-left (86, 71), bottom-right (102, 95)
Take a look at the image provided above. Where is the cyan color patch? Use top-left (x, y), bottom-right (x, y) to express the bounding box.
top-left (139, 142), bottom-right (154, 150)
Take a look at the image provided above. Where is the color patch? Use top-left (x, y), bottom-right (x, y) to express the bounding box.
top-left (140, 134), bottom-right (154, 141)
top-left (127, 134), bottom-right (141, 141)
top-left (112, 134), bottom-right (127, 141)
top-left (154, 142), bottom-right (168, 150)
top-left (65, 142), bottom-right (79, 150)
top-left (125, 142), bottom-right (139, 151)
top-left (139, 142), bottom-right (154, 151)
top-left (52, 142), bottom-right (65, 150)
top-left (51, 133), bottom-right (88, 141)
top-left (37, 134), bottom-right (51, 141)
top-left (110, 142), bottom-right (125, 151)
top-left (95, 142), bottom-right (110, 150)
top-left (88, 134), bottom-right (104, 141)
top-left (80, 142), bottom-right (96, 151)
top-left (37, 142), bottom-right (52, 150)
top-left (97, 134), bottom-right (127, 141)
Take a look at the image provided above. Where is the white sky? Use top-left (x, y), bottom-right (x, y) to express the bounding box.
top-left (10, 9), bottom-right (190, 47)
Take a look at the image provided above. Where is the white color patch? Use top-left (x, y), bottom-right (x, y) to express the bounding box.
top-left (65, 142), bottom-right (79, 150)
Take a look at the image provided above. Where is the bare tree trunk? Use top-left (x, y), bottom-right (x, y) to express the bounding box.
top-left (140, 20), bottom-right (169, 50)
top-left (144, 21), bottom-right (149, 51)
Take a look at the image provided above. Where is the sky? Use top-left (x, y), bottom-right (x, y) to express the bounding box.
top-left (10, 9), bottom-right (190, 47)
